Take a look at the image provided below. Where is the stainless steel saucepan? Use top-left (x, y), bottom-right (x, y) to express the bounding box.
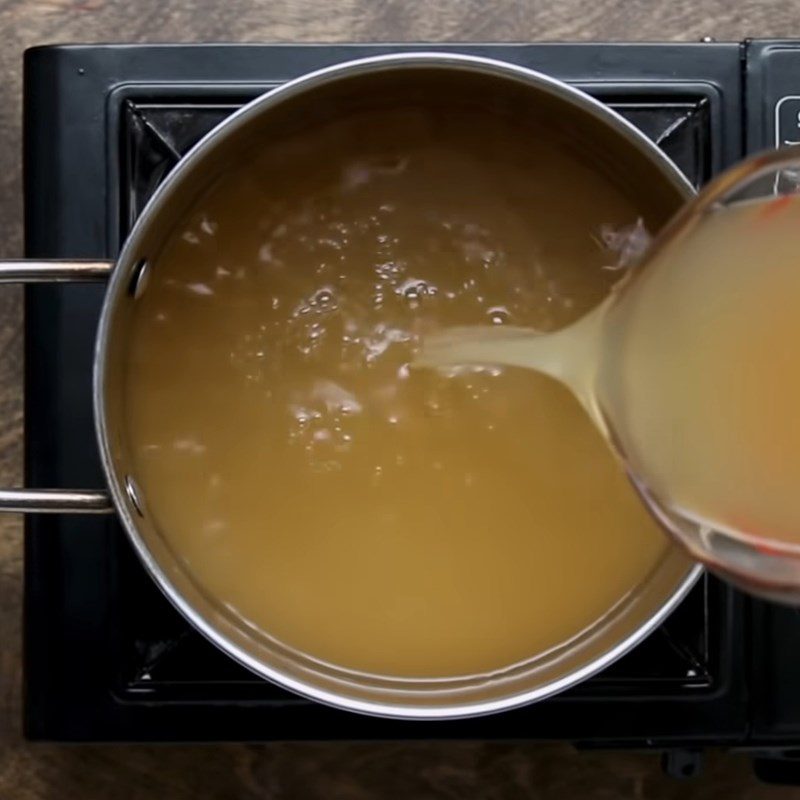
top-left (0, 53), bottom-right (701, 718)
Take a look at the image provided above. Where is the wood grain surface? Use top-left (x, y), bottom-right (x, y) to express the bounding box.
top-left (2, 1), bottom-right (800, 798)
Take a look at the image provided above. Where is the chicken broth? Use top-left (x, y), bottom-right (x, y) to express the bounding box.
top-left (123, 102), bottom-right (669, 678)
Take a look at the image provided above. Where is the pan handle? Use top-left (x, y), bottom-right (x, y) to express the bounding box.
top-left (0, 489), bottom-right (113, 513)
top-left (0, 259), bottom-right (115, 514)
top-left (0, 260), bottom-right (114, 282)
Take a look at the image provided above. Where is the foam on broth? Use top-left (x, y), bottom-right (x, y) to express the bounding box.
top-left (123, 102), bottom-right (669, 678)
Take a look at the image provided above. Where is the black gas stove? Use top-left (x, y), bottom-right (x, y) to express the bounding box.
top-left (19, 41), bottom-right (800, 776)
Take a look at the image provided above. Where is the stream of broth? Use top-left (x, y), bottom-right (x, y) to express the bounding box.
top-left (421, 193), bottom-right (800, 553)
top-left (124, 104), bottom-right (669, 677)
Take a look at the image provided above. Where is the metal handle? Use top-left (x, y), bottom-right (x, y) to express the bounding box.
top-left (0, 489), bottom-right (113, 514)
top-left (0, 259), bottom-right (113, 282)
top-left (0, 259), bottom-right (116, 514)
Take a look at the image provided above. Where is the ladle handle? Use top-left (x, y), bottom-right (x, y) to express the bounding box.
top-left (0, 259), bottom-right (115, 514)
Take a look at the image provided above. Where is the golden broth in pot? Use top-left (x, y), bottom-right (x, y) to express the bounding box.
top-left (123, 100), bottom-right (670, 678)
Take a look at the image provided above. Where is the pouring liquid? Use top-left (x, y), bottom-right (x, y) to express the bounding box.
top-left (419, 194), bottom-right (800, 549)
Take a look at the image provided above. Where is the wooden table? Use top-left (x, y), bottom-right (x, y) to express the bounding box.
top-left (2, 2), bottom-right (800, 797)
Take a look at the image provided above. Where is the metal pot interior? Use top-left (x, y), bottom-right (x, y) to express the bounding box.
top-left (95, 54), bottom-right (700, 718)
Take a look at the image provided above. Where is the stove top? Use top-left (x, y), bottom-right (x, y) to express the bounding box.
top-left (19, 43), bottom-right (800, 763)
